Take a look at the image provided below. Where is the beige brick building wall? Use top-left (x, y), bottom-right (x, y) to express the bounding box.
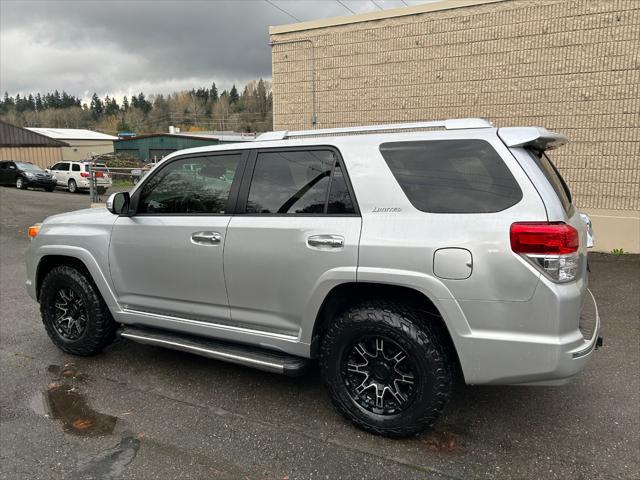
top-left (270, 0), bottom-right (640, 252)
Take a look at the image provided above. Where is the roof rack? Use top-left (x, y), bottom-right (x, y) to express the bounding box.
top-left (257, 118), bottom-right (492, 141)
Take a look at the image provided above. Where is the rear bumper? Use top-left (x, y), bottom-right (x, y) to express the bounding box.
top-left (456, 287), bottom-right (601, 386)
top-left (77, 178), bottom-right (112, 189)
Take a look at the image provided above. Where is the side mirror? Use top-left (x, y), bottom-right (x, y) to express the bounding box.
top-left (106, 192), bottom-right (130, 215)
top-left (45, 169), bottom-right (50, 173)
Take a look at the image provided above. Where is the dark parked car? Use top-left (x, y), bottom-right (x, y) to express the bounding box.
top-left (0, 161), bottom-right (57, 191)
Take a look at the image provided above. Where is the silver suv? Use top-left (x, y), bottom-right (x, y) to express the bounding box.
top-left (25, 119), bottom-right (601, 437)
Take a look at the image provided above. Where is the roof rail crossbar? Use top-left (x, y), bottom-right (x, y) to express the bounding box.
top-left (257, 118), bottom-right (492, 141)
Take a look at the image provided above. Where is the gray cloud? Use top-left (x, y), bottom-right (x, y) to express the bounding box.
top-left (0, 0), bottom-right (434, 100)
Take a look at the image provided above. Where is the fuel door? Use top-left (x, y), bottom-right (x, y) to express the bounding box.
top-left (433, 248), bottom-right (473, 280)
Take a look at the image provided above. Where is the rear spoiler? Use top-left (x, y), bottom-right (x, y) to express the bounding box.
top-left (498, 127), bottom-right (568, 151)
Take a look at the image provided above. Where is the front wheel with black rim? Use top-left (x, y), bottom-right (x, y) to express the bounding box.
top-left (320, 301), bottom-right (453, 437)
top-left (40, 265), bottom-right (117, 356)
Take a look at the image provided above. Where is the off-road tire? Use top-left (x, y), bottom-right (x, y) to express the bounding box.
top-left (68, 179), bottom-right (77, 193)
top-left (40, 265), bottom-right (117, 356)
top-left (320, 301), bottom-right (453, 437)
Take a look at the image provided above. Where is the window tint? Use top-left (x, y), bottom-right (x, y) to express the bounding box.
top-left (138, 154), bottom-right (241, 214)
top-left (0, 162), bottom-right (7, 169)
top-left (380, 140), bottom-right (522, 213)
top-left (327, 164), bottom-right (355, 214)
top-left (246, 150), bottom-right (334, 214)
top-left (72, 164), bottom-right (80, 172)
top-left (52, 163), bottom-right (69, 171)
top-left (528, 149), bottom-right (572, 214)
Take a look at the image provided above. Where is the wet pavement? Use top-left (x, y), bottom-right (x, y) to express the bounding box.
top-left (1, 186), bottom-right (639, 479)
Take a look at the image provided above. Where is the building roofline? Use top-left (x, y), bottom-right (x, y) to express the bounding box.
top-left (114, 133), bottom-right (224, 142)
top-left (0, 120), bottom-right (69, 147)
top-left (270, 0), bottom-right (505, 35)
top-left (25, 127), bottom-right (119, 141)
top-left (115, 133), bottom-right (255, 142)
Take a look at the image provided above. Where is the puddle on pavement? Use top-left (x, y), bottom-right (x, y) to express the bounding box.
top-left (30, 364), bottom-right (117, 437)
top-left (29, 364), bottom-right (142, 479)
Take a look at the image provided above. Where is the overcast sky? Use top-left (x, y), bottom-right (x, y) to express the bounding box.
top-left (1, 0), bottom-right (436, 102)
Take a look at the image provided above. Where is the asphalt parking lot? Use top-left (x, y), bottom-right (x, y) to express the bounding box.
top-left (1, 185), bottom-right (638, 480)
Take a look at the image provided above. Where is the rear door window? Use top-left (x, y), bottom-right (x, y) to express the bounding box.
top-left (72, 164), bottom-right (80, 172)
top-left (380, 140), bottom-right (522, 213)
top-left (245, 149), bottom-right (356, 215)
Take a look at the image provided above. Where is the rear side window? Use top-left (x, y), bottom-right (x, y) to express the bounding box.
top-left (245, 150), bottom-right (356, 215)
top-left (380, 140), bottom-right (522, 213)
top-left (527, 150), bottom-right (573, 214)
top-left (72, 164), bottom-right (80, 171)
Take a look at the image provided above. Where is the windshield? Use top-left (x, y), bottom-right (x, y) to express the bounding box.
top-left (527, 149), bottom-right (573, 214)
top-left (15, 162), bottom-right (43, 172)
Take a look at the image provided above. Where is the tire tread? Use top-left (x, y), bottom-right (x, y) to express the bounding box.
top-left (319, 300), bottom-right (453, 437)
top-left (40, 265), bottom-right (116, 356)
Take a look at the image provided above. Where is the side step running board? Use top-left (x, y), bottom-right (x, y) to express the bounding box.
top-left (118, 327), bottom-right (309, 376)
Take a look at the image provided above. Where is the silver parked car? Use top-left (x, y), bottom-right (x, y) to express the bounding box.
top-left (25, 118), bottom-right (601, 437)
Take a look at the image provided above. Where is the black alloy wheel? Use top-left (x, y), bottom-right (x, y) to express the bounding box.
top-left (320, 301), bottom-right (454, 437)
top-left (52, 287), bottom-right (87, 341)
top-left (40, 265), bottom-right (116, 355)
top-left (342, 335), bottom-right (417, 415)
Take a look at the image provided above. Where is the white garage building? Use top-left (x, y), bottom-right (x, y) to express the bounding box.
top-left (26, 128), bottom-right (118, 161)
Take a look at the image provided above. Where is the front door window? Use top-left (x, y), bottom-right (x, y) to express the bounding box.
top-left (138, 154), bottom-right (241, 214)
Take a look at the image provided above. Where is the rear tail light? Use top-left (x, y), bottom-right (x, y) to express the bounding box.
top-left (95, 171), bottom-right (104, 178)
top-left (510, 222), bottom-right (579, 282)
top-left (80, 172), bottom-right (90, 178)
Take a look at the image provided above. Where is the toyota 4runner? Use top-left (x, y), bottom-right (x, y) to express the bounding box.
top-left (25, 118), bottom-right (601, 437)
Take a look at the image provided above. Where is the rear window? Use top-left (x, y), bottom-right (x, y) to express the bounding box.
top-left (527, 150), bottom-right (573, 214)
top-left (380, 140), bottom-right (522, 213)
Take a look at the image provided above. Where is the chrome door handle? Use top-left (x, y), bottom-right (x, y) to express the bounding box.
top-left (191, 231), bottom-right (222, 245)
top-left (307, 234), bottom-right (345, 249)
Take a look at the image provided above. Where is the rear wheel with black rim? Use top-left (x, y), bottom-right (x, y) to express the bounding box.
top-left (40, 265), bottom-right (117, 356)
top-left (320, 301), bottom-right (453, 437)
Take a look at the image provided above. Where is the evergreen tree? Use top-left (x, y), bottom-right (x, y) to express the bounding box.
top-left (27, 94), bottom-right (36, 111)
top-left (122, 96), bottom-right (129, 112)
top-left (229, 85), bottom-right (239, 104)
top-left (90, 92), bottom-right (104, 119)
top-left (53, 90), bottom-right (62, 108)
top-left (105, 97), bottom-right (119, 116)
top-left (210, 82), bottom-right (218, 102)
top-left (35, 93), bottom-right (43, 111)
